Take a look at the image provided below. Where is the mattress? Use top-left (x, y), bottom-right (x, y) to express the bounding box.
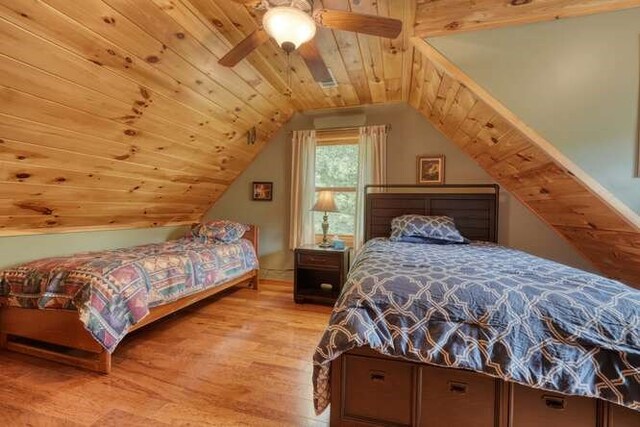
top-left (312, 238), bottom-right (640, 414)
top-left (0, 238), bottom-right (258, 352)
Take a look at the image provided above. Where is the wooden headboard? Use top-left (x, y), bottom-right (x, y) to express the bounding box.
top-left (365, 184), bottom-right (499, 243)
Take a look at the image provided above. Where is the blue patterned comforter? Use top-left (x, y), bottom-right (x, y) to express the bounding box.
top-left (313, 238), bottom-right (640, 413)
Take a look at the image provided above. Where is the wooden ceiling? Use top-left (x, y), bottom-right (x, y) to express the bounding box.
top-left (414, 0), bottom-right (640, 37)
top-left (409, 38), bottom-right (640, 288)
top-left (201, 0), bottom-right (417, 108)
top-left (0, 0), bottom-right (293, 234)
top-left (1, 0), bottom-right (639, 287)
top-left (0, 0), bottom-right (416, 235)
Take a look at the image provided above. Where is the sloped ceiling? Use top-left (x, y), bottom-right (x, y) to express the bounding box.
top-left (413, 0), bottom-right (640, 37)
top-left (1, 0), bottom-right (639, 287)
top-left (0, 0), bottom-right (416, 235)
top-left (408, 39), bottom-right (640, 287)
top-left (0, 0), bottom-right (293, 233)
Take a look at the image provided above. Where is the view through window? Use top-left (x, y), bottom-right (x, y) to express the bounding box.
top-left (313, 142), bottom-right (358, 237)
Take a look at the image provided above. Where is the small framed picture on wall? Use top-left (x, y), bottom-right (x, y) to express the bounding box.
top-left (416, 155), bottom-right (445, 185)
top-left (252, 181), bottom-right (273, 201)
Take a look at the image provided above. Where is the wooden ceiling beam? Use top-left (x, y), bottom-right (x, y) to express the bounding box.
top-left (414, 0), bottom-right (640, 38)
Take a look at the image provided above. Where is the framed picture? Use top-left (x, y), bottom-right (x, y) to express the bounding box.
top-left (252, 181), bottom-right (273, 201)
top-left (416, 155), bottom-right (445, 185)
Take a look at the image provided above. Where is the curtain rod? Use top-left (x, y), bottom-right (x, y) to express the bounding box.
top-left (288, 124), bottom-right (392, 134)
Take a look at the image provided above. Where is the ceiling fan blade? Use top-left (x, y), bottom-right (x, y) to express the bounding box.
top-left (313, 9), bottom-right (402, 39)
top-left (298, 40), bottom-right (333, 83)
top-left (219, 28), bottom-right (270, 67)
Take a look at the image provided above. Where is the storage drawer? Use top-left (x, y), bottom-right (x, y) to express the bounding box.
top-left (419, 366), bottom-right (497, 427)
top-left (342, 355), bottom-right (415, 426)
top-left (297, 251), bottom-right (338, 269)
top-left (609, 403), bottom-right (640, 427)
top-left (512, 384), bottom-right (598, 427)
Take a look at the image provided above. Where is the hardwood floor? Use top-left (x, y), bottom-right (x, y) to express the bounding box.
top-left (0, 281), bottom-right (333, 426)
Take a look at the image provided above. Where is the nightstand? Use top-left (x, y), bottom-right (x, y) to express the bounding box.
top-left (294, 245), bottom-right (350, 305)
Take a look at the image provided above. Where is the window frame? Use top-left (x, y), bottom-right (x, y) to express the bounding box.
top-left (314, 130), bottom-right (359, 243)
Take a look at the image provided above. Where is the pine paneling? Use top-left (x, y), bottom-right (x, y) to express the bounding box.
top-left (2, 0), bottom-right (638, 290)
top-left (414, 0), bottom-right (640, 37)
top-left (0, 0), bottom-right (412, 235)
top-left (0, 0), bottom-right (289, 234)
top-left (408, 38), bottom-right (640, 288)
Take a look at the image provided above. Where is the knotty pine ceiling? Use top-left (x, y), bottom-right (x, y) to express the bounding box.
top-left (409, 39), bottom-right (640, 288)
top-left (0, 0), bottom-right (414, 235)
top-left (1, 0), bottom-right (640, 289)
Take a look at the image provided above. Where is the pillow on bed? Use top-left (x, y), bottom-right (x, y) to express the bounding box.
top-left (390, 215), bottom-right (467, 244)
top-left (188, 220), bottom-right (248, 243)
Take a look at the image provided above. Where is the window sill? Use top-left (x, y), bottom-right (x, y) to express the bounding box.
top-left (314, 234), bottom-right (354, 248)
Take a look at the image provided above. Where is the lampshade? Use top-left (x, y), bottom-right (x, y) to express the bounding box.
top-left (312, 191), bottom-right (338, 213)
top-left (262, 7), bottom-right (316, 52)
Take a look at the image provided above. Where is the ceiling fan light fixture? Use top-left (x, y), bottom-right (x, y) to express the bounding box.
top-left (263, 6), bottom-right (316, 53)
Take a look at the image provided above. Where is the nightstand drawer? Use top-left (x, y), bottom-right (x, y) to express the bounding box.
top-left (297, 251), bottom-right (339, 269)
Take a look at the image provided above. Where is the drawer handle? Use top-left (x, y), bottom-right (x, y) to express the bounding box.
top-left (449, 381), bottom-right (468, 394)
top-left (370, 371), bottom-right (386, 383)
top-left (543, 395), bottom-right (566, 410)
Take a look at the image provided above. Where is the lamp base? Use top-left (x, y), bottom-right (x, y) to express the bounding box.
top-left (319, 212), bottom-right (332, 248)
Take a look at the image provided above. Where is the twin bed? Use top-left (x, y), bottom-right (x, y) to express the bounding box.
top-left (0, 222), bottom-right (259, 373)
top-left (313, 185), bottom-right (640, 426)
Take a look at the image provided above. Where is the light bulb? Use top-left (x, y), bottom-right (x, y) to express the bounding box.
top-left (263, 6), bottom-right (316, 52)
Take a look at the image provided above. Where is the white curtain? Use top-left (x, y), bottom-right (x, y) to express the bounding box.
top-left (289, 130), bottom-right (317, 249)
top-left (354, 125), bottom-right (388, 250)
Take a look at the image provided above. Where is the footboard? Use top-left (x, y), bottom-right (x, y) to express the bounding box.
top-left (330, 348), bottom-right (639, 427)
top-left (0, 307), bottom-right (110, 372)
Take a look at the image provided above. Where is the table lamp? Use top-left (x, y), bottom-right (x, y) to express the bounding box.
top-left (312, 190), bottom-right (338, 248)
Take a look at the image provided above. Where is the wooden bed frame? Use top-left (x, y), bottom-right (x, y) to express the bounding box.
top-left (0, 225), bottom-right (260, 374)
top-left (329, 185), bottom-right (639, 426)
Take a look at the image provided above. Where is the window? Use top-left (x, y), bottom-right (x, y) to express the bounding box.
top-left (313, 136), bottom-right (359, 240)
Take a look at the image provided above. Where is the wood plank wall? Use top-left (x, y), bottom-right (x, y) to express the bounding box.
top-left (414, 0), bottom-right (640, 37)
top-left (408, 39), bottom-right (640, 288)
top-left (1, 0), bottom-right (639, 289)
top-left (0, 0), bottom-right (298, 234)
top-left (0, 0), bottom-right (414, 235)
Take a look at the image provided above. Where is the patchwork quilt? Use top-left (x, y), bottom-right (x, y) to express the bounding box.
top-left (313, 238), bottom-right (640, 414)
top-left (0, 238), bottom-right (258, 352)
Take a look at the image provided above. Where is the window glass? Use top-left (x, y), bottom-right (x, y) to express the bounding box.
top-left (314, 142), bottom-right (358, 236)
top-left (315, 144), bottom-right (358, 188)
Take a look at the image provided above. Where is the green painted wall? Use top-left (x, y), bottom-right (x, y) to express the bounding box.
top-left (429, 8), bottom-right (640, 212)
top-left (206, 104), bottom-right (592, 280)
top-left (0, 226), bottom-right (188, 269)
top-left (203, 113), bottom-right (314, 280)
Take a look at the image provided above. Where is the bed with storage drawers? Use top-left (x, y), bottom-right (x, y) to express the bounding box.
top-left (313, 185), bottom-right (640, 426)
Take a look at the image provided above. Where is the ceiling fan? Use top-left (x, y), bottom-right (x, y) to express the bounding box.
top-left (219, 0), bottom-right (403, 84)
